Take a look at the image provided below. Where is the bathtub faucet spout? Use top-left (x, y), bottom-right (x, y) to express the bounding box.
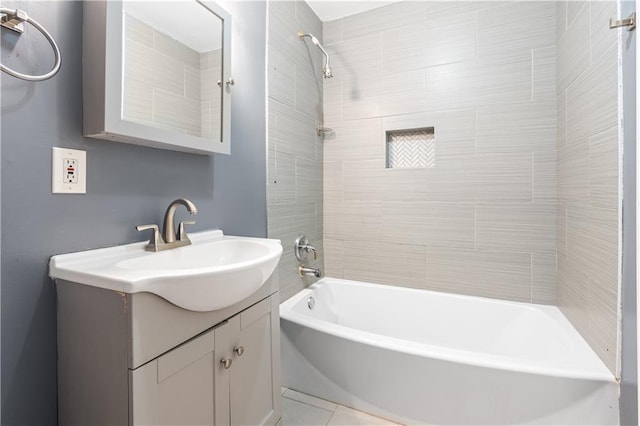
top-left (299, 266), bottom-right (321, 278)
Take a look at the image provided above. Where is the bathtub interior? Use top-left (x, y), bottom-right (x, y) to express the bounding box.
top-left (280, 278), bottom-right (615, 380)
top-left (281, 320), bottom-right (619, 425)
top-left (280, 278), bottom-right (619, 425)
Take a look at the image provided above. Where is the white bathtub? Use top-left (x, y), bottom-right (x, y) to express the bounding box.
top-left (280, 278), bottom-right (619, 425)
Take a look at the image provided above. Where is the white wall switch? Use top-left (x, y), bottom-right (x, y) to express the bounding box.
top-left (52, 147), bottom-right (86, 194)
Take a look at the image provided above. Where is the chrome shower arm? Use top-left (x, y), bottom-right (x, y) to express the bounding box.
top-left (310, 36), bottom-right (331, 64)
top-left (298, 31), bottom-right (333, 78)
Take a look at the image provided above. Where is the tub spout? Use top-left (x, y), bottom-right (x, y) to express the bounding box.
top-left (299, 266), bottom-right (321, 278)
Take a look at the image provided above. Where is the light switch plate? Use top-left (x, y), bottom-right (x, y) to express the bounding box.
top-left (52, 147), bottom-right (86, 194)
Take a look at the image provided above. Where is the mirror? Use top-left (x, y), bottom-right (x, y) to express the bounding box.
top-left (83, 0), bottom-right (232, 155)
top-left (122, 1), bottom-right (223, 143)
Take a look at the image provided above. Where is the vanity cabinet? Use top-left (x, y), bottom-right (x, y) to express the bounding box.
top-left (131, 328), bottom-right (217, 425)
top-left (130, 298), bottom-right (279, 425)
top-left (56, 275), bottom-right (281, 426)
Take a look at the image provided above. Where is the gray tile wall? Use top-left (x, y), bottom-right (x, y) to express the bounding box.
top-left (556, 1), bottom-right (620, 374)
top-left (267, 0), bottom-right (324, 301)
top-left (322, 1), bottom-right (557, 304)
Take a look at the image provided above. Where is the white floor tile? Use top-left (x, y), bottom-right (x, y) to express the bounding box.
top-left (283, 389), bottom-right (338, 412)
top-left (327, 406), bottom-right (398, 426)
top-left (281, 397), bottom-right (334, 426)
top-left (280, 391), bottom-right (403, 426)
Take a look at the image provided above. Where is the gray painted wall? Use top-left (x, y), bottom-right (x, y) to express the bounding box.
top-left (0, 1), bottom-right (266, 424)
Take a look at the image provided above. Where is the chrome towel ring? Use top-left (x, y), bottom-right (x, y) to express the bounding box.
top-left (0, 7), bottom-right (61, 81)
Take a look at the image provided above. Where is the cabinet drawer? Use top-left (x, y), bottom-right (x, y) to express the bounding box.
top-left (241, 298), bottom-right (271, 330)
top-left (158, 329), bottom-right (215, 382)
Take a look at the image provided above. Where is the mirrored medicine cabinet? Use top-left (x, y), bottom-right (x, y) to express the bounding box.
top-left (83, 0), bottom-right (232, 155)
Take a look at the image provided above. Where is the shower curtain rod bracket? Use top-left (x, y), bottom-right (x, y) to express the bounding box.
top-left (609, 12), bottom-right (636, 31)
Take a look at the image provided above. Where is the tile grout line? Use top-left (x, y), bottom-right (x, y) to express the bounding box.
top-left (283, 390), bottom-right (402, 425)
top-left (282, 389), bottom-right (338, 414)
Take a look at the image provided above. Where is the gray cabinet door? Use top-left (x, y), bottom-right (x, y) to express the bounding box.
top-left (131, 295), bottom-right (280, 426)
top-left (130, 328), bottom-right (216, 425)
top-left (216, 297), bottom-right (279, 426)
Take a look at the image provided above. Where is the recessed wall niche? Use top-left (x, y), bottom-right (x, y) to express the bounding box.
top-left (385, 127), bottom-right (435, 169)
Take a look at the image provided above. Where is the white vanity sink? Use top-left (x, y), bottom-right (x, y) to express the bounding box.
top-left (49, 230), bottom-right (283, 312)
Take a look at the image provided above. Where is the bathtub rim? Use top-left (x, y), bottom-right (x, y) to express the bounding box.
top-left (280, 277), bottom-right (616, 383)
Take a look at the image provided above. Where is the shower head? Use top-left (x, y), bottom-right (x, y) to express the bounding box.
top-left (322, 64), bottom-right (333, 79)
top-left (298, 31), bottom-right (333, 79)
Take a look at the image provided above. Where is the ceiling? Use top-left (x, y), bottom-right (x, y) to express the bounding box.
top-left (305, 1), bottom-right (401, 22)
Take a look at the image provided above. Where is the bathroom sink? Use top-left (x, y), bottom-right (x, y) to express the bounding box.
top-left (49, 230), bottom-right (283, 312)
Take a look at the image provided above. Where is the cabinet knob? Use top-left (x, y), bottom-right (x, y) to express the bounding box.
top-left (234, 346), bottom-right (244, 357)
top-left (217, 79), bottom-right (235, 88)
top-left (220, 358), bottom-right (232, 369)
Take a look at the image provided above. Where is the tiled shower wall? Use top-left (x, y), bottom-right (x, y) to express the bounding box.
top-left (323, 2), bottom-right (557, 304)
top-left (556, 1), bottom-right (620, 374)
top-left (267, 0), bottom-right (324, 301)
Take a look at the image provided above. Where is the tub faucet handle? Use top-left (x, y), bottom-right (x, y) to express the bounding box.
top-left (295, 234), bottom-right (318, 261)
top-left (307, 244), bottom-right (318, 260)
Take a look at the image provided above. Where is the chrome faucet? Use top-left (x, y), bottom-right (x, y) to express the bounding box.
top-left (294, 234), bottom-right (322, 278)
top-left (162, 198), bottom-right (198, 243)
top-left (299, 266), bottom-right (322, 278)
top-left (137, 198), bottom-right (198, 252)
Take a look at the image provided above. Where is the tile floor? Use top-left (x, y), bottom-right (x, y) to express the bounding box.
top-left (279, 388), bottom-right (403, 426)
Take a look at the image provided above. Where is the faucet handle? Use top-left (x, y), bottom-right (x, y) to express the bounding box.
top-left (178, 220), bottom-right (196, 241)
top-left (136, 224), bottom-right (163, 251)
top-left (306, 244), bottom-right (318, 260)
top-left (294, 234), bottom-right (319, 261)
